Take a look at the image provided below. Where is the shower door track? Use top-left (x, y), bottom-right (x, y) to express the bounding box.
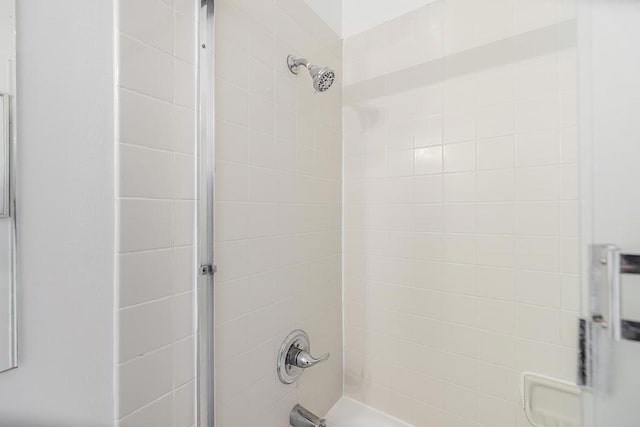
top-left (197, 0), bottom-right (216, 426)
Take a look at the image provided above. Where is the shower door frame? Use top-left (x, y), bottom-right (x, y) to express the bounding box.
top-left (197, 0), bottom-right (216, 426)
top-left (578, 0), bottom-right (640, 425)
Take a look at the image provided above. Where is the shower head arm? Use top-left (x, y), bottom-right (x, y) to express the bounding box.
top-left (287, 55), bottom-right (311, 74)
top-left (286, 54), bottom-right (336, 93)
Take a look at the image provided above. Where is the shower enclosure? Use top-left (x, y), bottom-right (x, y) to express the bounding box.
top-left (198, 0), bottom-right (640, 426)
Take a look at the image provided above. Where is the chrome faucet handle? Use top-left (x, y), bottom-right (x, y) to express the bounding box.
top-left (287, 345), bottom-right (330, 368)
top-left (277, 330), bottom-right (330, 384)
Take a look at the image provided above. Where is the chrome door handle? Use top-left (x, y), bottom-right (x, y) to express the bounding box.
top-left (286, 345), bottom-right (329, 368)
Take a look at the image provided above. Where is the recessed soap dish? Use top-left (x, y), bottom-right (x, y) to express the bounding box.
top-left (521, 372), bottom-right (582, 427)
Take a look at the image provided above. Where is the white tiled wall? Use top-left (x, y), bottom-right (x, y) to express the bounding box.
top-left (116, 0), bottom-right (198, 425)
top-left (212, 0), bottom-right (344, 424)
top-left (213, 0), bottom-right (343, 425)
top-left (342, 1), bottom-right (579, 426)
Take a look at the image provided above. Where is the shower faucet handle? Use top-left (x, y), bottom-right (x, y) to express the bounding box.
top-left (277, 330), bottom-right (330, 384)
top-left (286, 345), bottom-right (329, 368)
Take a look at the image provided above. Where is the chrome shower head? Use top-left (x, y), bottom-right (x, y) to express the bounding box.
top-left (287, 55), bottom-right (336, 93)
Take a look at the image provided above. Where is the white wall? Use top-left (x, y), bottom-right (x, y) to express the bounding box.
top-left (0, 0), bottom-right (15, 372)
top-left (0, 1), bottom-right (115, 426)
top-left (342, 1), bottom-right (579, 425)
top-left (342, 0), bottom-right (437, 38)
top-left (115, 0), bottom-right (198, 424)
top-left (213, 1), bottom-right (343, 425)
top-left (304, 0), bottom-right (342, 37)
top-left (305, 0), bottom-right (441, 39)
top-left (0, 0), bottom-right (14, 91)
top-left (579, 1), bottom-right (640, 425)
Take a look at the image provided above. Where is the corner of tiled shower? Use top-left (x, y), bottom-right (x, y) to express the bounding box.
top-left (341, 0), bottom-right (579, 426)
top-left (113, 0), bottom-right (581, 426)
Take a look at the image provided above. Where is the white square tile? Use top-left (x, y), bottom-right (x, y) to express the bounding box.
top-left (119, 249), bottom-right (173, 307)
top-left (515, 0), bottom-right (559, 33)
top-left (414, 175), bottom-right (443, 203)
top-left (477, 103), bottom-right (515, 138)
top-left (477, 203), bottom-right (515, 235)
top-left (120, 34), bottom-right (174, 102)
top-left (516, 270), bottom-right (561, 307)
top-left (516, 129), bottom-right (560, 167)
top-left (120, 0), bottom-right (173, 53)
top-left (477, 362), bottom-right (519, 402)
top-left (516, 55), bottom-right (559, 101)
top-left (174, 106), bottom-right (196, 154)
top-left (478, 330), bottom-right (517, 368)
top-left (414, 116), bottom-right (444, 147)
top-left (216, 36), bottom-right (249, 88)
top-left (443, 204), bottom-right (475, 234)
top-left (119, 298), bottom-right (173, 362)
top-left (174, 59), bottom-right (196, 108)
top-left (515, 201), bottom-right (559, 236)
top-left (478, 169), bottom-right (515, 201)
top-left (443, 382), bottom-right (478, 421)
top-left (517, 304), bottom-right (561, 343)
top-left (216, 119), bottom-right (248, 163)
top-left (120, 89), bottom-right (173, 151)
top-left (173, 153), bottom-right (195, 200)
top-left (248, 57), bottom-right (275, 101)
top-left (216, 78), bottom-right (249, 125)
top-left (172, 292), bottom-right (195, 341)
top-left (477, 0), bottom-right (515, 45)
top-left (516, 96), bottom-right (559, 133)
top-left (119, 144), bottom-right (173, 199)
top-left (174, 10), bottom-right (196, 64)
top-left (174, 382), bottom-right (196, 427)
top-left (119, 199), bottom-right (173, 252)
top-left (516, 165), bottom-right (561, 201)
top-left (477, 267), bottom-right (516, 301)
top-left (444, 141), bottom-right (477, 172)
top-left (516, 236), bottom-right (559, 272)
top-left (173, 336), bottom-right (195, 387)
top-left (476, 66), bottom-right (515, 108)
top-left (478, 299), bottom-right (516, 334)
top-left (478, 135), bottom-right (515, 170)
top-left (118, 347), bottom-right (173, 418)
top-left (476, 236), bottom-right (516, 268)
top-left (443, 111), bottom-right (477, 144)
top-left (443, 263), bottom-right (477, 296)
top-left (560, 274), bottom-right (580, 311)
top-left (414, 146), bottom-right (443, 175)
top-left (173, 201), bottom-right (195, 246)
top-left (215, 0), bottom-right (249, 50)
top-left (444, 172), bottom-right (476, 202)
top-left (387, 150), bottom-right (413, 177)
top-left (118, 395), bottom-right (173, 427)
top-left (517, 339), bottom-right (562, 378)
top-left (477, 396), bottom-right (517, 427)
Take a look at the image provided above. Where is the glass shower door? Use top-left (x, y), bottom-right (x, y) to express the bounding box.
top-left (579, 0), bottom-right (640, 425)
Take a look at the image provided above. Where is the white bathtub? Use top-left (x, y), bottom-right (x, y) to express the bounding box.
top-left (325, 397), bottom-right (411, 427)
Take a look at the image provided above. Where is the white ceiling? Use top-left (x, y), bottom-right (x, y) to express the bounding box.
top-left (304, 0), bottom-right (438, 39)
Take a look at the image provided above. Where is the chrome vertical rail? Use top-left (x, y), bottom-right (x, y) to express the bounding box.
top-left (590, 244), bottom-right (621, 340)
top-left (197, 0), bottom-right (216, 426)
